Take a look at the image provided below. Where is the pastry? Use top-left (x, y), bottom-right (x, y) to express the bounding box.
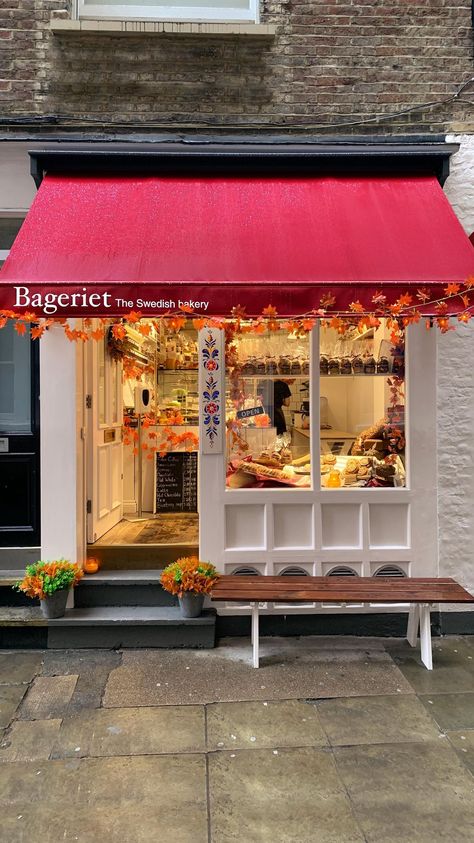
top-left (343, 473), bottom-right (358, 485)
top-left (279, 356), bottom-right (291, 374)
top-left (280, 448), bottom-right (292, 465)
top-left (359, 457), bottom-right (371, 467)
top-left (357, 466), bottom-right (370, 478)
top-left (345, 458), bottom-right (358, 474)
top-left (320, 356), bottom-right (329, 375)
top-left (321, 465), bottom-right (330, 475)
top-left (322, 453), bottom-right (337, 465)
top-left (364, 356), bottom-right (376, 374)
top-left (241, 359), bottom-right (256, 375)
top-left (352, 356), bottom-right (363, 374)
top-left (328, 358), bottom-right (340, 375)
top-left (375, 463), bottom-right (396, 479)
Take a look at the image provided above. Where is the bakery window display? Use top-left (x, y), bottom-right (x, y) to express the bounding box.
top-left (320, 320), bottom-right (406, 489)
top-left (226, 328), bottom-right (312, 489)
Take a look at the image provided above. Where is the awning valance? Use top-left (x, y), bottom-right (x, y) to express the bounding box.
top-left (1, 173), bottom-right (473, 317)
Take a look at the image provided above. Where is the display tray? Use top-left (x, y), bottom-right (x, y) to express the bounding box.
top-left (227, 459), bottom-right (311, 488)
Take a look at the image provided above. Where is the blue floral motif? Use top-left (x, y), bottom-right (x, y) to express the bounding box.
top-left (201, 332), bottom-right (221, 447)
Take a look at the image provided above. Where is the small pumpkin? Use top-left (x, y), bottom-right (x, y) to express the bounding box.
top-left (83, 557), bottom-right (100, 575)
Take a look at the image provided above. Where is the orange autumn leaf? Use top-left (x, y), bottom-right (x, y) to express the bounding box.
top-left (372, 291), bottom-right (387, 306)
top-left (126, 310), bottom-right (142, 323)
top-left (137, 322), bottom-right (152, 337)
top-left (252, 322), bottom-right (266, 334)
top-left (14, 322), bottom-right (27, 335)
top-left (31, 325), bottom-right (46, 340)
top-left (397, 293), bottom-right (413, 308)
top-left (262, 305), bottom-right (278, 318)
top-left (192, 318), bottom-right (207, 331)
top-left (461, 294), bottom-right (470, 308)
top-left (320, 292), bottom-right (336, 309)
top-left (458, 311), bottom-right (472, 323)
top-left (349, 301), bottom-right (364, 314)
top-left (230, 305), bottom-right (247, 320)
top-left (22, 311), bottom-right (37, 323)
top-left (444, 283), bottom-right (460, 297)
top-left (111, 323), bottom-right (126, 340)
top-left (464, 276), bottom-right (474, 289)
top-left (416, 287), bottom-right (431, 304)
top-left (302, 318), bottom-right (316, 331)
top-left (179, 304), bottom-right (195, 314)
top-left (91, 328), bottom-right (105, 341)
top-left (0, 316), bottom-right (8, 329)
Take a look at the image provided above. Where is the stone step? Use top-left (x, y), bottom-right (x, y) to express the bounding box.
top-left (0, 605), bottom-right (216, 649)
top-left (75, 569), bottom-right (175, 607)
top-left (87, 545), bottom-right (199, 570)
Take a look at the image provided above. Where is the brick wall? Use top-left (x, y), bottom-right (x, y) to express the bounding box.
top-left (437, 135), bottom-right (474, 601)
top-left (0, 0), bottom-right (473, 132)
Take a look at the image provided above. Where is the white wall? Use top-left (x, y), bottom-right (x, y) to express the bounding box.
top-left (438, 135), bottom-right (474, 600)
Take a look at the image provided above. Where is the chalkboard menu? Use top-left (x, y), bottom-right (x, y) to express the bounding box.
top-left (155, 452), bottom-right (198, 513)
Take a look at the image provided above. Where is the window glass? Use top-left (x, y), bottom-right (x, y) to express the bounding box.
top-left (320, 320), bottom-right (405, 489)
top-left (0, 217), bottom-right (24, 250)
top-left (226, 328), bottom-right (311, 489)
top-left (79, 0), bottom-right (255, 22)
top-left (0, 321), bottom-right (31, 434)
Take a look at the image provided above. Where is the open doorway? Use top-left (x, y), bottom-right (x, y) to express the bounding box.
top-left (85, 319), bottom-right (199, 569)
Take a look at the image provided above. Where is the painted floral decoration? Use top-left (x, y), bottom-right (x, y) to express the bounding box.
top-left (160, 556), bottom-right (219, 596)
top-left (14, 560), bottom-right (83, 600)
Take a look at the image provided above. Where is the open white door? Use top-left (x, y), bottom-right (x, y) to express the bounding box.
top-left (86, 326), bottom-right (123, 543)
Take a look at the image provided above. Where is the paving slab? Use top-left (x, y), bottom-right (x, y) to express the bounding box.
top-left (334, 741), bottom-right (474, 842)
top-left (0, 755), bottom-right (207, 843)
top-left (41, 649), bottom-right (122, 714)
top-left (209, 746), bottom-right (364, 842)
top-left (18, 675), bottom-right (78, 720)
top-left (315, 694), bottom-right (442, 746)
top-left (0, 719), bottom-right (61, 762)
top-left (0, 685), bottom-right (27, 728)
top-left (103, 639), bottom-right (412, 707)
top-left (0, 652), bottom-right (43, 686)
top-left (207, 699), bottom-right (328, 751)
top-left (447, 729), bottom-right (474, 775)
top-left (386, 637), bottom-right (474, 694)
top-left (419, 692), bottom-right (474, 731)
top-left (53, 705), bottom-right (205, 758)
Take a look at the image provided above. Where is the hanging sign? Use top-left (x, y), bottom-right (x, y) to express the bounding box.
top-left (198, 327), bottom-right (224, 454)
top-left (236, 406), bottom-right (265, 420)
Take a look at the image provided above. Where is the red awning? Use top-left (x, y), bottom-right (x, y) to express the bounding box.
top-left (1, 174), bottom-right (473, 317)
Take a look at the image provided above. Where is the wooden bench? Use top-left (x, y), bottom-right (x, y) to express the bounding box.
top-left (211, 576), bottom-right (474, 670)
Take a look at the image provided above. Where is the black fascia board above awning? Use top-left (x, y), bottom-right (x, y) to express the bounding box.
top-left (28, 139), bottom-right (459, 186)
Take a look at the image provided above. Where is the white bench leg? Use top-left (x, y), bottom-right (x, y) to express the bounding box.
top-left (406, 604), bottom-right (420, 647)
top-left (419, 604), bottom-right (433, 671)
top-left (251, 602), bottom-right (259, 669)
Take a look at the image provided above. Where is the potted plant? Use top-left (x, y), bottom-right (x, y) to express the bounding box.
top-left (14, 559), bottom-right (83, 619)
top-left (161, 556), bottom-right (219, 618)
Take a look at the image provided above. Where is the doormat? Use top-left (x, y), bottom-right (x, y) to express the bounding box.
top-left (135, 513), bottom-right (199, 545)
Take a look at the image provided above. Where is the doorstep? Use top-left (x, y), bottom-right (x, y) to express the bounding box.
top-left (0, 605), bottom-right (216, 649)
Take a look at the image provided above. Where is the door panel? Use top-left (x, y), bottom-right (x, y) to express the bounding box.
top-left (87, 327), bottom-right (123, 544)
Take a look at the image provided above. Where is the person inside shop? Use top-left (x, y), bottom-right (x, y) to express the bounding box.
top-left (273, 380), bottom-right (292, 435)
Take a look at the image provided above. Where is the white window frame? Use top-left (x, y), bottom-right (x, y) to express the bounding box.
top-left (77, 0), bottom-right (258, 22)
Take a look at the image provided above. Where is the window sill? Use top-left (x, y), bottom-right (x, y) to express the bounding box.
top-left (50, 18), bottom-right (276, 37)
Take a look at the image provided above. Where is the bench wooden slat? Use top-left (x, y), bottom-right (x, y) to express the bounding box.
top-left (211, 575), bottom-right (474, 604)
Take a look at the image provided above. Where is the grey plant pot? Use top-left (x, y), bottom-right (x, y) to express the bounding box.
top-left (178, 592), bottom-right (204, 618)
top-left (40, 588), bottom-right (70, 619)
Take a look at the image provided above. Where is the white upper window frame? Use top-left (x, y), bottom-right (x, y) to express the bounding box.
top-left (77, 0), bottom-right (258, 22)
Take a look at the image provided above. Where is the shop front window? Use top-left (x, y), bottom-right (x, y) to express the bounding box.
top-left (226, 331), bottom-right (311, 489)
top-left (0, 321), bottom-right (31, 434)
top-left (225, 319), bottom-right (405, 491)
top-left (320, 320), bottom-right (405, 489)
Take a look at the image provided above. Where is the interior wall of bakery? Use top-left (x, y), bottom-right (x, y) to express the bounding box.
top-left (438, 134), bottom-right (474, 619)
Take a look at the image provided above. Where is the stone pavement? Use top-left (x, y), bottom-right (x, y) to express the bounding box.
top-left (0, 636), bottom-right (473, 842)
